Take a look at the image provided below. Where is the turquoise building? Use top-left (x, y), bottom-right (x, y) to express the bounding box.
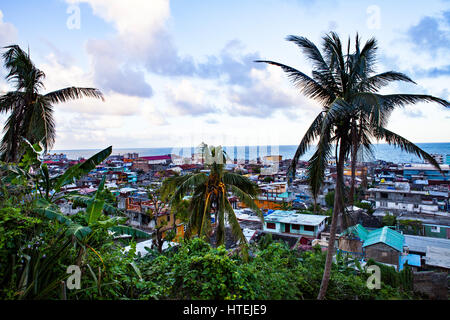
top-left (263, 210), bottom-right (328, 238)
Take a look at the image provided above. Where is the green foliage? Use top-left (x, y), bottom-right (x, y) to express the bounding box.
top-left (382, 214), bottom-right (397, 227)
top-left (398, 219), bottom-right (423, 235)
top-left (366, 259), bottom-right (414, 295)
top-left (325, 190), bottom-right (335, 208)
top-left (354, 201), bottom-right (374, 215)
top-left (137, 238), bottom-right (253, 299)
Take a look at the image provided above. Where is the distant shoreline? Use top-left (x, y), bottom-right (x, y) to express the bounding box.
top-left (47, 143), bottom-right (450, 164)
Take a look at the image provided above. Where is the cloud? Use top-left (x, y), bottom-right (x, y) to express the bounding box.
top-left (226, 65), bottom-right (320, 117)
top-left (67, 0), bottom-right (169, 96)
top-left (39, 58), bottom-right (145, 116)
top-left (408, 12), bottom-right (450, 52)
top-left (196, 39), bottom-right (264, 86)
top-left (86, 39), bottom-right (153, 98)
top-left (205, 118), bottom-right (219, 124)
top-left (403, 108), bottom-right (425, 118)
top-left (41, 39), bottom-right (76, 68)
top-left (165, 79), bottom-right (218, 116)
top-left (0, 10), bottom-right (17, 46)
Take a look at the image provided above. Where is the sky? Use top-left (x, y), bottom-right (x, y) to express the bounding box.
top-left (0, 0), bottom-right (449, 151)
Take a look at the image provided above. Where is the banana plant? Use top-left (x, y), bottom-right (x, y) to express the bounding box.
top-left (2, 138), bottom-right (113, 202)
top-left (35, 176), bottom-right (151, 248)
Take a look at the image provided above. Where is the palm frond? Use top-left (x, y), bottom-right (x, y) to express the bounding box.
top-left (230, 185), bottom-right (263, 222)
top-left (45, 87), bottom-right (104, 104)
top-left (307, 131), bottom-right (333, 202)
top-left (223, 172), bottom-right (260, 196)
top-left (286, 35), bottom-right (339, 95)
top-left (254, 60), bottom-right (334, 105)
top-left (374, 126), bottom-right (443, 173)
top-left (359, 71), bottom-right (416, 91)
top-left (287, 112), bottom-right (324, 181)
top-left (52, 146), bottom-right (112, 193)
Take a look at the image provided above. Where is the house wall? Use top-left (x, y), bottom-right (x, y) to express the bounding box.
top-left (375, 200), bottom-right (439, 214)
top-left (263, 221), bottom-right (282, 233)
top-left (423, 224), bottom-right (449, 239)
top-left (263, 222), bottom-right (319, 237)
top-left (338, 238), bottom-right (364, 254)
top-left (365, 242), bottom-right (401, 266)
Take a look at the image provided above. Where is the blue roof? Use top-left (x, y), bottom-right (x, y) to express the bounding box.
top-left (362, 227), bottom-right (405, 252)
top-left (399, 254), bottom-right (421, 271)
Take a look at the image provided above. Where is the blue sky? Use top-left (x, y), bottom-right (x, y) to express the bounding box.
top-left (0, 0), bottom-right (449, 150)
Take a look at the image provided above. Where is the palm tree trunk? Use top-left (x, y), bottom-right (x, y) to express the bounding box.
top-left (349, 145), bottom-right (357, 205)
top-left (349, 119), bottom-right (358, 206)
top-left (317, 140), bottom-right (346, 300)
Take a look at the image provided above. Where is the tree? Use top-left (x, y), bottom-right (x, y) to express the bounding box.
top-left (0, 45), bottom-right (104, 162)
top-left (144, 184), bottom-right (173, 253)
top-left (162, 144), bottom-right (263, 260)
top-left (256, 32), bottom-right (449, 299)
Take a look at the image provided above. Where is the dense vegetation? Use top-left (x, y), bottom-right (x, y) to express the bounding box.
top-left (0, 143), bottom-right (415, 299)
top-left (0, 198), bottom-right (414, 300)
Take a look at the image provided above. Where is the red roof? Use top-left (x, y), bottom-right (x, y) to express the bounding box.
top-left (179, 164), bottom-right (198, 170)
top-left (140, 155), bottom-right (171, 161)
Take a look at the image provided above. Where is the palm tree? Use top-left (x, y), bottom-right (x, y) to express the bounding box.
top-left (162, 144), bottom-right (262, 259)
top-left (256, 32), bottom-right (449, 299)
top-left (0, 45), bottom-right (104, 162)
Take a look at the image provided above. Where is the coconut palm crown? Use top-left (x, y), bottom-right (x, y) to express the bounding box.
top-left (256, 32), bottom-right (449, 299)
top-left (162, 145), bottom-right (263, 257)
top-left (0, 45), bottom-right (104, 162)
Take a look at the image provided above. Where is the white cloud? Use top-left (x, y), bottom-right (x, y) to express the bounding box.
top-left (165, 79), bottom-right (218, 116)
top-left (0, 10), bottom-right (17, 46)
top-left (227, 65), bottom-right (321, 117)
top-left (66, 0), bottom-right (170, 54)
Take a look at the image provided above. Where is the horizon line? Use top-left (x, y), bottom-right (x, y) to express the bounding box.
top-left (49, 141), bottom-right (450, 152)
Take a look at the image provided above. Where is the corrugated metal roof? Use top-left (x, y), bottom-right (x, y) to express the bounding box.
top-left (425, 246), bottom-right (450, 269)
top-left (341, 224), bottom-right (369, 240)
top-left (404, 235), bottom-right (450, 254)
top-left (362, 227), bottom-right (404, 252)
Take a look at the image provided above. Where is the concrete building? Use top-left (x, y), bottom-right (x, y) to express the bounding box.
top-left (263, 210), bottom-right (328, 239)
top-left (368, 184), bottom-right (449, 215)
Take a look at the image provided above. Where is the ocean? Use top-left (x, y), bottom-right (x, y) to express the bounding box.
top-left (49, 142), bottom-right (450, 164)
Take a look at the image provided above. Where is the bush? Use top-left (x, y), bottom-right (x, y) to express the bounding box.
top-left (382, 214), bottom-right (397, 226)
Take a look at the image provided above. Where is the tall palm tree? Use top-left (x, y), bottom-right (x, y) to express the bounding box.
top-left (162, 144), bottom-right (262, 259)
top-left (256, 32), bottom-right (449, 299)
top-left (0, 45), bottom-right (104, 162)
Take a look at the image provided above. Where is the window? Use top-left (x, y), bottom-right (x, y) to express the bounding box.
top-left (431, 226), bottom-right (440, 233)
top-left (292, 224), bottom-right (300, 230)
top-left (167, 214), bottom-right (171, 222)
top-left (267, 222), bottom-right (276, 229)
top-left (304, 225), bottom-right (315, 232)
